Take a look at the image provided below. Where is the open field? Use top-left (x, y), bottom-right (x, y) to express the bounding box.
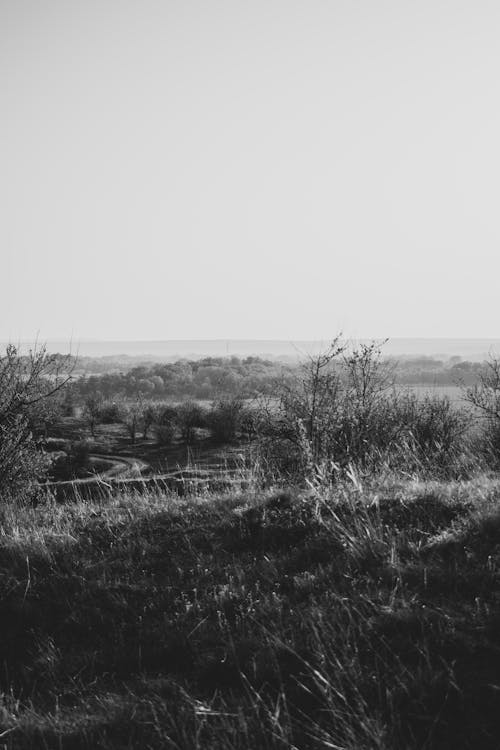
top-left (4, 0), bottom-right (500, 744)
top-left (4, 342), bottom-right (500, 748)
top-left (402, 385), bottom-right (464, 402)
top-left (2, 476), bottom-right (500, 748)
top-left (49, 417), bottom-right (245, 475)
top-left (44, 382), bottom-right (472, 491)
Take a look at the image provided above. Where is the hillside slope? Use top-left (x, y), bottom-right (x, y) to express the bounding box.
top-left (1, 478), bottom-right (500, 748)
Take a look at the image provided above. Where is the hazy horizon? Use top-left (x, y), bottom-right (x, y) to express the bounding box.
top-left (3, 1), bottom-right (500, 341)
top-left (4, 336), bottom-right (500, 362)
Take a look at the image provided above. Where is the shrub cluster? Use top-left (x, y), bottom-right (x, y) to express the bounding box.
top-left (207, 398), bottom-right (246, 442)
top-left (49, 439), bottom-right (91, 480)
top-left (4, 340), bottom-right (500, 493)
top-left (0, 345), bottom-right (72, 498)
top-left (87, 399), bottom-right (252, 447)
top-left (69, 355), bottom-right (288, 402)
top-left (254, 340), bottom-right (477, 481)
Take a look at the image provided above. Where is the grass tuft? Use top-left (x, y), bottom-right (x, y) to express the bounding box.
top-left (1, 478), bottom-right (500, 747)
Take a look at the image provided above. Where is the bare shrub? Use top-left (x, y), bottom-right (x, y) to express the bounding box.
top-left (257, 339), bottom-right (394, 477)
top-left (98, 401), bottom-right (123, 424)
top-left (0, 344), bottom-right (72, 496)
top-left (83, 393), bottom-right (103, 437)
top-left (142, 404), bottom-right (158, 439)
top-left (119, 401), bottom-right (143, 444)
top-left (378, 391), bottom-right (473, 478)
top-left (156, 422), bottom-right (177, 446)
top-left (208, 398), bottom-right (245, 442)
top-left (463, 354), bottom-right (500, 467)
top-left (155, 405), bottom-right (179, 446)
top-left (256, 339), bottom-right (471, 481)
top-left (463, 355), bottom-right (500, 421)
top-left (50, 439), bottom-right (91, 480)
top-left (177, 401), bottom-right (207, 444)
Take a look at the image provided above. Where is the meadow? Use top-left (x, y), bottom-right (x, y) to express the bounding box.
top-left (2, 341), bottom-right (500, 748)
top-left (1, 475), bottom-right (500, 748)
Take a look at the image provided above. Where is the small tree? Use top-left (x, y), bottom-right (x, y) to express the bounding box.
top-left (339, 341), bottom-right (395, 464)
top-left (120, 400), bottom-right (142, 444)
top-left (463, 355), bottom-right (500, 421)
top-left (177, 401), bottom-right (206, 444)
top-left (83, 393), bottom-right (103, 437)
top-left (27, 389), bottom-right (66, 439)
top-left (155, 405), bottom-right (178, 445)
top-left (142, 404), bottom-right (158, 440)
top-left (0, 344), bottom-right (73, 496)
top-left (156, 422), bottom-right (176, 446)
top-left (119, 397), bottom-right (159, 443)
top-left (99, 401), bottom-right (123, 424)
top-left (255, 338), bottom-right (346, 475)
top-left (463, 354), bottom-right (500, 462)
top-left (256, 338), bottom-right (396, 477)
top-left (208, 398), bottom-right (245, 443)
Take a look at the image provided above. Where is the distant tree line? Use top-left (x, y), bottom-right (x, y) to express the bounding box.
top-left (395, 357), bottom-right (485, 386)
top-left (66, 355), bottom-right (491, 410)
top-left (82, 395), bottom-right (253, 447)
top-left (3, 341), bottom-right (500, 499)
top-left (68, 356), bottom-right (292, 403)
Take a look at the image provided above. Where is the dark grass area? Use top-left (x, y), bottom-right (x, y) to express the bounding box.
top-left (1, 479), bottom-right (500, 748)
top-left (48, 415), bottom-right (251, 479)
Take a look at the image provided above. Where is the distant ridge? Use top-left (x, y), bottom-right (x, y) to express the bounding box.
top-left (2, 338), bottom-right (500, 361)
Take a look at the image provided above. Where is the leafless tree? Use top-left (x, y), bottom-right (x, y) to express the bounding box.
top-left (463, 355), bottom-right (500, 421)
top-left (142, 404), bottom-right (158, 440)
top-left (120, 400), bottom-right (143, 444)
top-left (0, 344), bottom-right (73, 495)
top-left (83, 393), bottom-right (103, 437)
top-left (256, 337), bottom-right (396, 476)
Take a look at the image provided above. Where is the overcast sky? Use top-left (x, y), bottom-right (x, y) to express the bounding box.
top-left (2, 0), bottom-right (500, 342)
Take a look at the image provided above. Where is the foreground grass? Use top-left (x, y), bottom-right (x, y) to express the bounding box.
top-left (1, 477), bottom-right (500, 748)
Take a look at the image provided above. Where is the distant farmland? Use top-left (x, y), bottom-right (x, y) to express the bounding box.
top-left (401, 384), bottom-right (464, 402)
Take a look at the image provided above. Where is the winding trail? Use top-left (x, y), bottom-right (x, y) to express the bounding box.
top-left (43, 453), bottom-right (150, 492)
top-left (42, 450), bottom-right (243, 498)
top-left (91, 454), bottom-right (150, 479)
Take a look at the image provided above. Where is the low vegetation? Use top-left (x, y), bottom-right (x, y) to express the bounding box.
top-left (2, 340), bottom-right (500, 747)
top-left (0, 477), bottom-right (500, 748)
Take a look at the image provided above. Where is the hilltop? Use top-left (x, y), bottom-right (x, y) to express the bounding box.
top-left (1, 475), bottom-right (500, 748)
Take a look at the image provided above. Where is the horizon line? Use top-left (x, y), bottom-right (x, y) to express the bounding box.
top-left (3, 336), bottom-right (500, 344)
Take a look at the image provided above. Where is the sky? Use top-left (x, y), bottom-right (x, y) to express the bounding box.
top-left (2, 0), bottom-right (500, 343)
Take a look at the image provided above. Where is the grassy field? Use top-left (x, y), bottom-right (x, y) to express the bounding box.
top-left (1, 475), bottom-right (500, 748)
top-left (49, 416), bottom-right (249, 476)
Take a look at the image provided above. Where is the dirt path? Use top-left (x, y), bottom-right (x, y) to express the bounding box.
top-left (93, 454), bottom-right (150, 479)
top-left (43, 453), bottom-right (150, 491)
top-left (42, 441), bottom-right (251, 498)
